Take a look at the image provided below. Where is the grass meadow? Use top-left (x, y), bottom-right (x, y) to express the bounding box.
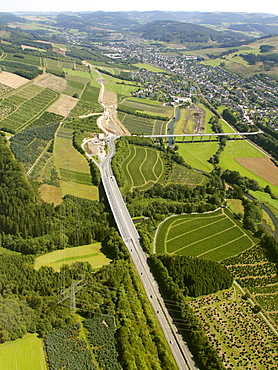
top-left (104, 82), bottom-right (138, 96)
top-left (178, 141), bottom-right (218, 172)
top-left (155, 208), bottom-right (257, 261)
top-left (134, 63), bottom-right (165, 73)
top-left (0, 334), bottom-right (47, 370)
top-left (34, 243), bottom-right (111, 271)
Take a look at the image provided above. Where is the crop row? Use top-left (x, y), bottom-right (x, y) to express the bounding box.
top-left (229, 262), bottom-right (277, 279)
top-left (119, 112), bottom-right (155, 134)
top-left (179, 227), bottom-right (243, 258)
top-left (224, 244), bottom-right (266, 266)
top-left (56, 128), bottom-right (73, 139)
top-left (0, 88), bottom-right (58, 131)
top-left (167, 214), bottom-right (226, 239)
top-left (7, 84), bottom-right (44, 105)
top-left (199, 236), bottom-right (253, 261)
top-left (167, 218), bottom-right (237, 252)
top-left (59, 168), bottom-right (92, 185)
top-left (153, 120), bottom-right (167, 135)
top-left (156, 210), bottom-right (224, 251)
top-left (5, 53), bottom-right (42, 66)
top-left (63, 115), bottom-right (101, 132)
top-left (252, 283), bottom-right (278, 295)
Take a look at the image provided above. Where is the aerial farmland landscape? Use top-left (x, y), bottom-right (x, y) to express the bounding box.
top-left (0, 4), bottom-right (278, 370)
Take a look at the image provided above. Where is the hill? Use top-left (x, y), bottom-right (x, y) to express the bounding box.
top-left (0, 12), bottom-right (25, 25)
top-left (135, 20), bottom-right (246, 44)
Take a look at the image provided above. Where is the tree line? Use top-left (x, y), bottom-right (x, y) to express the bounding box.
top-left (148, 254), bottom-right (226, 369)
top-left (222, 108), bottom-right (278, 161)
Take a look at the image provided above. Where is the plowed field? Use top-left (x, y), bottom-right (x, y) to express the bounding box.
top-left (236, 157), bottom-right (278, 186)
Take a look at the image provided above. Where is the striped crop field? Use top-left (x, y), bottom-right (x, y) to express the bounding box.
top-left (118, 111), bottom-right (166, 135)
top-left (54, 128), bottom-right (98, 200)
top-left (122, 145), bottom-right (165, 193)
top-left (34, 243), bottom-right (111, 271)
top-left (0, 86), bottom-right (58, 132)
top-left (155, 208), bottom-right (257, 261)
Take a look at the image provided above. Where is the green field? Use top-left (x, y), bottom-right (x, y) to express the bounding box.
top-left (81, 85), bottom-right (100, 104)
top-left (178, 141), bottom-right (218, 172)
top-left (155, 208), bottom-right (257, 261)
top-left (34, 243), bottom-right (111, 271)
top-left (5, 53), bottom-right (42, 67)
top-left (104, 82), bottom-right (138, 96)
top-left (121, 97), bottom-right (173, 117)
top-left (122, 145), bottom-right (165, 193)
top-left (54, 128), bottom-right (98, 200)
top-left (62, 68), bottom-right (91, 81)
top-left (226, 199), bottom-right (244, 215)
top-left (0, 334), bottom-right (47, 370)
top-left (134, 63), bottom-right (165, 73)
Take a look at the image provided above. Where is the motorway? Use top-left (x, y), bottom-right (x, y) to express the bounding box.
top-left (99, 138), bottom-right (198, 370)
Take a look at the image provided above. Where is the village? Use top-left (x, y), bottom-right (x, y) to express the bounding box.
top-left (100, 34), bottom-right (278, 133)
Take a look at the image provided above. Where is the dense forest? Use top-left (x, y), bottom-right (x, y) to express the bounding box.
top-left (148, 254), bottom-right (227, 370)
top-left (135, 20), bottom-right (244, 44)
top-left (0, 133), bottom-right (178, 369)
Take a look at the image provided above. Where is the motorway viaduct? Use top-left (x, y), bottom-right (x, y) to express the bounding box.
top-left (98, 138), bottom-right (198, 370)
top-left (140, 131), bottom-right (261, 143)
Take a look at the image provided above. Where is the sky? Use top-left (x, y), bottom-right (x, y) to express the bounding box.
top-left (0, 0), bottom-right (278, 16)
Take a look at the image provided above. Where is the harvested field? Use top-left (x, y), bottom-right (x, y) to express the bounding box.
top-left (47, 94), bottom-right (78, 116)
top-left (0, 71), bottom-right (28, 88)
top-left (34, 243), bottom-right (111, 271)
top-left (235, 157), bottom-right (278, 186)
top-left (33, 73), bottom-right (67, 92)
top-left (39, 184), bottom-right (62, 207)
top-left (102, 87), bottom-right (117, 108)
